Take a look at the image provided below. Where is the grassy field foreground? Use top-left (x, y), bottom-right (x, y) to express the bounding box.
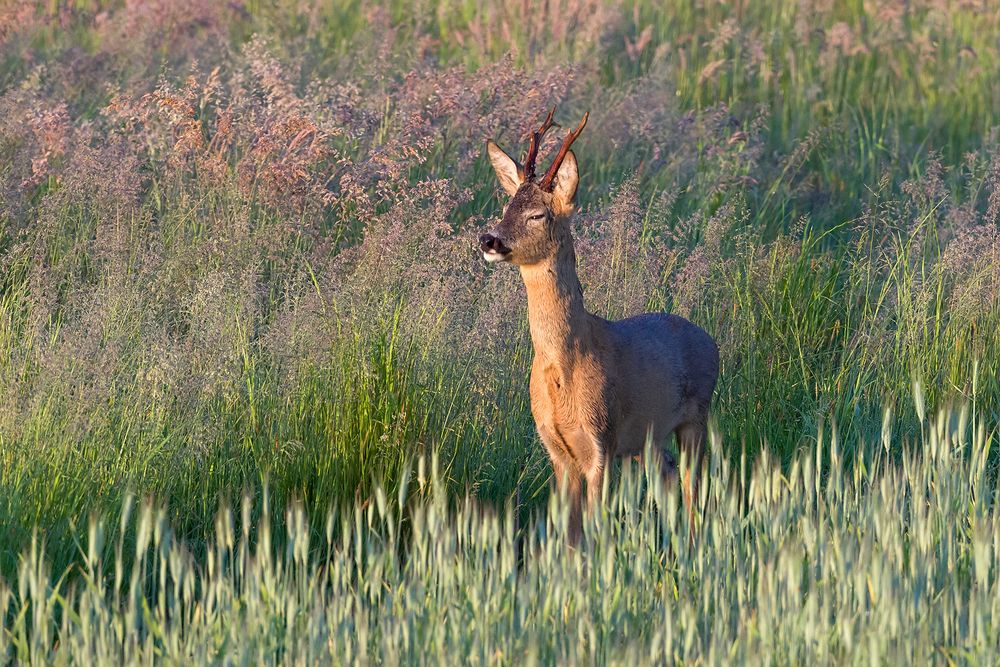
top-left (2, 0), bottom-right (1000, 662)
top-left (2, 407), bottom-right (998, 663)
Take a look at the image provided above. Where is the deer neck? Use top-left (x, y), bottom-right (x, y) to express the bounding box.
top-left (519, 235), bottom-right (589, 364)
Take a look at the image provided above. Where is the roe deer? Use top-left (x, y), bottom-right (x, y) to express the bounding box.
top-left (480, 107), bottom-right (719, 543)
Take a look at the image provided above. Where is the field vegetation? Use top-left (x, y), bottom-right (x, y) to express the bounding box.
top-left (1, 0), bottom-right (999, 662)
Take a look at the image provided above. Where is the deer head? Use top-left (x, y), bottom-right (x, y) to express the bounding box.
top-left (480, 107), bottom-right (588, 266)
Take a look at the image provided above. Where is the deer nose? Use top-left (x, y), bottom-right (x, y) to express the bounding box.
top-left (479, 233), bottom-right (508, 254)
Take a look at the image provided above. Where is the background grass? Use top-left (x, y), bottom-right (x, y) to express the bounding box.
top-left (1, 1), bottom-right (1000, 657)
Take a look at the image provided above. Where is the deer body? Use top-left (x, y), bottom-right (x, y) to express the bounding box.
top-left (482, 109), bottom-right (719, 541)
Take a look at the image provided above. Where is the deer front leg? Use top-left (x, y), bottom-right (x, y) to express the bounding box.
top-left (551, 456), bottom-right (583, 545)
top-left (570, 426), bottom-right (610, 527)
top-left (538, 422), bottom-right (583, 543)
top-left (585, 462), bottom-right (605, 514)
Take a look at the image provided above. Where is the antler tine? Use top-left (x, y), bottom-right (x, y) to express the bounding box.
top-left (522, 106), bottom-right (558, 181)
top-left (539, 111), bottom-right (589, 191)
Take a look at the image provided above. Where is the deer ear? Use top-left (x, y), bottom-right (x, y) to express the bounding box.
top-left (550, 150), bottom-right (579, 215)
top-left (486, 140), bottom-right (523, 196)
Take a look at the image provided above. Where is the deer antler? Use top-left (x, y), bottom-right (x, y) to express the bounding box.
top-left (520, 106), bottom-right (558, 181)
top-left (538, 111), bottom-right (588, 191)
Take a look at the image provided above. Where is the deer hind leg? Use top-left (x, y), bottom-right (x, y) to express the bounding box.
top-left (675, 422), bottom-right (707, 534)
top-left (636, 445), bottom-right (679, 494)
top-left (626, 421), bottom-right (678, 494)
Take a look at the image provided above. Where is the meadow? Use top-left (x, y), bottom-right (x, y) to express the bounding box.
top-left (1, 0), bottom-right (999, 662)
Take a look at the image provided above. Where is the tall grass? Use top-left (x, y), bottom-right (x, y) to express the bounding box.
top-left (1, 0), bottom-right (999, 630)
top-left (2, 406), bottom-right (997, 664)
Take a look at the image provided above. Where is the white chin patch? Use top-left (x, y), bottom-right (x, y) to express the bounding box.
top-left (483, 251), bottom-right (509, 263)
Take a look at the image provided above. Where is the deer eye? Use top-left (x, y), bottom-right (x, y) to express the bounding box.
top-left (527, 212), bottom-right (546, 221)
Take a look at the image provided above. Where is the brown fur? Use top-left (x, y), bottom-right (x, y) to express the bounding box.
top-left (482, 133), bottom-right (719, 544)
